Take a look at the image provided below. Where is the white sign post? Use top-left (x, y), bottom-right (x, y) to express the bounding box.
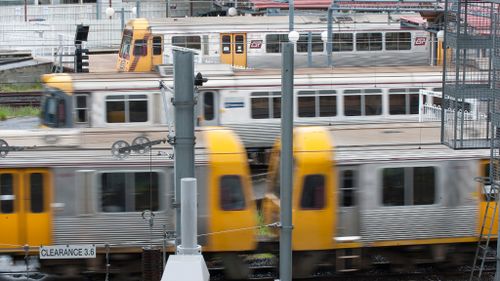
top-left (40, 245), bottom-right (96, 259)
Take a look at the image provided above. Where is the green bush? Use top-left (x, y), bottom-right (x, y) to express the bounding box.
top-left (0, 106), bottom-right (40, 119)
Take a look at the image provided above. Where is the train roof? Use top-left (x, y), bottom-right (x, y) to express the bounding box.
top-left (42, 65), bottom-right (443, 93)
top-left (318, 123), bottom-right (491, 164)
top-left (139, 13), bottom-right (426, 33)
top-left (0, 127), bottom-right (248, 168)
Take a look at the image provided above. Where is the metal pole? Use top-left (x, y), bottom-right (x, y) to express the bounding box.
top-left (24, 0), bottom-right (27, 22)
top-left (307, 31), bottom-right (312, 67)
top-left (280, 42), bottom-right (294, 281)
top-left (136, 0), bottom-right (141, 17)
top-left (289, 0), bottom-right (294, 31)
top-left (173, 50), bottom-right (195, 247)
top-left (96, 0), bottom-right (101, 19)
top-left (120, 7), bottom-right (125, 31)
top-left (327, 6), bottom-right (333, 67)
top-left (180, 178), bottom-right (198, 254)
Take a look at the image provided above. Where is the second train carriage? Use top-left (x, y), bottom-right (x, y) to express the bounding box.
top-left (40, 66), bottom-right (452, 151)
top-left (0, 127), bottom-right (257, 278)
top-left (262, 123), bottom-right (495, 275)
top-left (116, 13), bottom-right (432, 71)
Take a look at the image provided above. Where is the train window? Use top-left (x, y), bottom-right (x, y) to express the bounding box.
top-left (300, 175), bottom-right (325, 210)
top-left (251, 92), bottom-right (280, 119)
top-left (134, 172), bottom-right (159, 211)
top-left (333, 33), bottom-right (353, 52)
top-left (389, 94), bottom-right (407, 115)
top-left (203, 92), bottom-right (214, 121)
top-left (385, 32), bottom-right (412, 51)
top-left (30, 173), bottom-right (44, 213)
top-left (297, 33), bottom-right (324, 53)
top-left (413, 167), bottom-right (435, 205)
top-left (410, 94), bottom-right (419, 114)
top-left (356, 33), bottom-right (382, 51)
top-left (153, 36), bottom-right (162, 55)
top-left (251, 93), bottom-right (270, 119)
top-left (382, 168), bottom-right (405, 206)
top-left (106, 95), bottom-right (148, 123)
top-left (101, 172), bottom-right (159, 212)
top-left (219, 175), bottom-right (246, 211)
top-left (273, 92), bottom-right (281, 118)
top-left (389, 89), bottom-right (422, 115)
top-left (45, 97), bottom-right (57, 125)
top-left (172, 36), bottom-right (201, 50)
top-left (107, 96), bottom-right (126, 123)
top-left (133, 39), bottom-right (147, 56)
top-left (58, 99), bottom-right (66, 125)
top-left (0, 174), bottom-right (14, 214)
top-left (235, 35), bottom-right (245, 54)
top-left (344, 95), bottom-right (361, 116)
top-left (222, 35), bottom-right (231, 54)
top-left (365, 95), bottom-right (382, 116)
top-left (75, 95), bottom-right (88, 123)
top-left (129, 95), bottom-right (148, 122)
top-left (119, 34), bottom-right (131, 59)
top-left (382, 167), bottom-right (436, 206)
top-left (340, 170), bottom-right (356, 207)
top-left (266, 34), bottom-right (288, 53)
top-left (298, 91), bottom-right (316, 117)
top-left (319, 90), bottom-right (337, 117)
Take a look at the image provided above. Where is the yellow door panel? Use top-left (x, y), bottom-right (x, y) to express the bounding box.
top-left (0, 172), bottom-right (21, 249)
top-left (232, 34), bottom-right (247, 68)
top-left (220, 34), bottom-right (232, 66)
top-left (292, 170), bottom-right (336, 250)
top-left (0, 169), bottom-right (52, 250)
top-left (478, 161), bottom-right (498, 237)
top-left (220, 33), bottom-right (247, 68)
top-left (204, 130), bottom-right (257, 252)
top-left (292, 128), bottom-right (336, 251)
top-left (208, 166), bottom-right (257, 252)
top-left (25, 170), bottom-right (52, 246)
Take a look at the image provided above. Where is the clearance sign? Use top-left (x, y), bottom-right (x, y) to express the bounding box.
top-left (40, 245), bottom-right (96, 259)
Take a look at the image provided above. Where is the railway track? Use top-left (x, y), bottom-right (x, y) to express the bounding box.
top-left (0, 91), bottom-right (42, 107)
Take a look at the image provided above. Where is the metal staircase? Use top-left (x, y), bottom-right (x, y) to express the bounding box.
top-left (469, 177), bottom-right (499, 281)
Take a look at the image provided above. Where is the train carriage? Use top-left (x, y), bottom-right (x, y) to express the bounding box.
top-left (0, 127), bottom-right (257, 278)
top-left (116, 13), bottom-right (432, 71)
top-left (40, 66), bottom-right (451, 153)
top-left (262, 123), bottom-right (495, 275)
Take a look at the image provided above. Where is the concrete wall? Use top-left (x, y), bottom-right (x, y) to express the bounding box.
top-left (0, 60), bottom-right (53, 84)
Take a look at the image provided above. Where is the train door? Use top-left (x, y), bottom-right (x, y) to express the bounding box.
top-left (337, 167), bottom-right (360, 238)
top-left (0, 169), bottom-right (52, 248)
top-left (199, 91), bottom-right (219, 126)
top-left (220, 33), bottom-right (247, 68)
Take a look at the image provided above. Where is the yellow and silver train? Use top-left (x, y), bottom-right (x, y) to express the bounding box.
top-left (262, 122), bottom-right (495, 275)
top-left (115, 13), bottom-right (434, 71)
top-left (0, 122), bottom-right (496, 278)
top-left (0, 127), bottom-right (257, 278)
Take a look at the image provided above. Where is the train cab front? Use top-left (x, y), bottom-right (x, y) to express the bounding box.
top-left (116, 18), bottom-right (163, 72)
top-left (40, 74), bottom-right (74, 128)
